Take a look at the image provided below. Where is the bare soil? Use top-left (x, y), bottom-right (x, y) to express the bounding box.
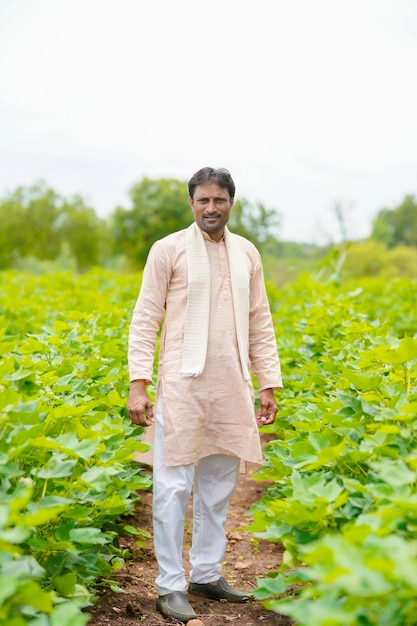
top-left (86, 463), bottom-right (293, 626)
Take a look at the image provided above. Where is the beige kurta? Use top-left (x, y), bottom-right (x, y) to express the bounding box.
top-left (128, 225), bottom-right (282, 467)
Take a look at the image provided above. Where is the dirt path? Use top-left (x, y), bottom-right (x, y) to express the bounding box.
top-left (87, 465), bottom-right (292, 626)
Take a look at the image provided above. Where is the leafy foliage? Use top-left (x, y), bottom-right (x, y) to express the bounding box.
top-left (0, 182), bottom-right (111, 271)
top-left (112, 177), bottom-right (191, 267)
top-left (372, 194), bottom-right (417, 248)
top-left (228, 197), bottom-right (281, 250)
top-left (251, 272), bottom-right (417, 625)
top-left (3, 179), bottom-right (417, 287)
top-left (2, 259), bottom-right (417, 625)
top-left (0, 270), bottom-right (151, 624)
top-left (341, 240), bottom-right (417, 280)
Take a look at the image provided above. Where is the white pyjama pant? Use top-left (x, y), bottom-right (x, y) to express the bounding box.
top-left (152, 396), bottom-right (240, 596)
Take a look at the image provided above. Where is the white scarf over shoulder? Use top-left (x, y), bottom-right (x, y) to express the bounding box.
top-left (181, 222), bottom-right (251, 381)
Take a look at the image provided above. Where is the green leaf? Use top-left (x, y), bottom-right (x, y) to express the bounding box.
top-left (1, 555), bottom-right (45, 580)
top-left (0, 527), bottom-right (32, 544)
top-left (80, 466), bottom-right (118, 490)
top-left (7, 368), bottom-right (36, 382)
top-left (342, 369), bottom-right (381, 391)
top-left (35, 454), bottom-right (77, 479)
top-left (369, 459), bottom-right (416, 486)
top-left (55, 432), bottom-right (100, 459)
top-left (69, 527), bottom-right (109, 545)
top-left (383, 336), bottom-right (417, 364)
top-left (21, 506), bottom-right (65, 527)
top-left (0, 575), bottom-right (17, 603)
top-left (335, 392), bottom-right (362, 414)
top-left (14, 580), bottom-right (54, 612)
top-left (107, 389), bottom-right (125, 406)
top-left (53, 571), bottom-right (77, 596)
top-left (50, 601), bottom-right (90, 626)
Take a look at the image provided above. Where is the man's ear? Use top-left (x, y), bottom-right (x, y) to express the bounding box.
top-left (189, 196), bottom-right (194, 210)
top-left (230, 198), bottom-right (235, 209)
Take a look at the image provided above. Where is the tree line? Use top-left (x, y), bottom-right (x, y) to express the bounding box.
top-left (1, 177), bottom-right (416, 279)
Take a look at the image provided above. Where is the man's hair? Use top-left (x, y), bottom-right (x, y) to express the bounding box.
top-left (188, 167), bottom-right (236, 200)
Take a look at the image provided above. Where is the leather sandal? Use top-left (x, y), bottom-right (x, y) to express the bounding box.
top-left (156, 591), bottom-right (196, 622)
top-left (188, 576), bottom-right (252, 603)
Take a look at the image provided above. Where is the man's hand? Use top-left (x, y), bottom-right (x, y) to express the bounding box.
top-left (127, 380), bottom-right (154, 426)
top-left (257, 388), bottom-right (278, 426)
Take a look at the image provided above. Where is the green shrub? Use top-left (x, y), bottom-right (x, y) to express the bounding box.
top-left (251, 273), bottom-right (417, 625)
top-left (0, 270), bottom-right (151, 624)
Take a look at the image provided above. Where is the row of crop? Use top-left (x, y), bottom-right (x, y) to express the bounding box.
top-left (0, 270), bottom-right (151, 625)
top-left (252, 274), bottom-right (417, 625)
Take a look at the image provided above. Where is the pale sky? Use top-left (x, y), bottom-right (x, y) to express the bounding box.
top-left (0, 0), bottom-right (416, 243)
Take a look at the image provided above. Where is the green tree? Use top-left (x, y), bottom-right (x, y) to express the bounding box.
top-left (0, 182), bottom-right (62, 266)
top-left (56, 196), bottom-right (110, 271)
top-left (371, 194), bottom-right (417, 247)
top-left (0, 181), bottom-right (109, 270)
top-left (112, 177), bottom-right (191, 266)
top-left (0, 197), bottom-right (31, 268)
top-left (229, 198), bottom-right (281, 251)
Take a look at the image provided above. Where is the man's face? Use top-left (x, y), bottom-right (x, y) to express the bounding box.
top-left (189, 183), bottom-right (234, 241)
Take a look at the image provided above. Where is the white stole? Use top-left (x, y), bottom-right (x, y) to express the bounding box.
top-left (181, 223), bottom-right (251, 381)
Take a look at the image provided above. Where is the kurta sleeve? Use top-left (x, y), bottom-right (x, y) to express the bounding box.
top-left (128, 241), bottom-right (171, 383)
top-left (248, 253), bottom-right (283, 391)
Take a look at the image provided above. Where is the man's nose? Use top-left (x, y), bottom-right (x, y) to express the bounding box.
top-left (206, 200), bottom-right (217, 212)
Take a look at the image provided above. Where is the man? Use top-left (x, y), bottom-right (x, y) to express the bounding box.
top-left (127, 167), bottom-right (282, 622)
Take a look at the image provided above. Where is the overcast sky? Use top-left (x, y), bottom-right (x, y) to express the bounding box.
top-left (0, 0), bottom-right (416, 243)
